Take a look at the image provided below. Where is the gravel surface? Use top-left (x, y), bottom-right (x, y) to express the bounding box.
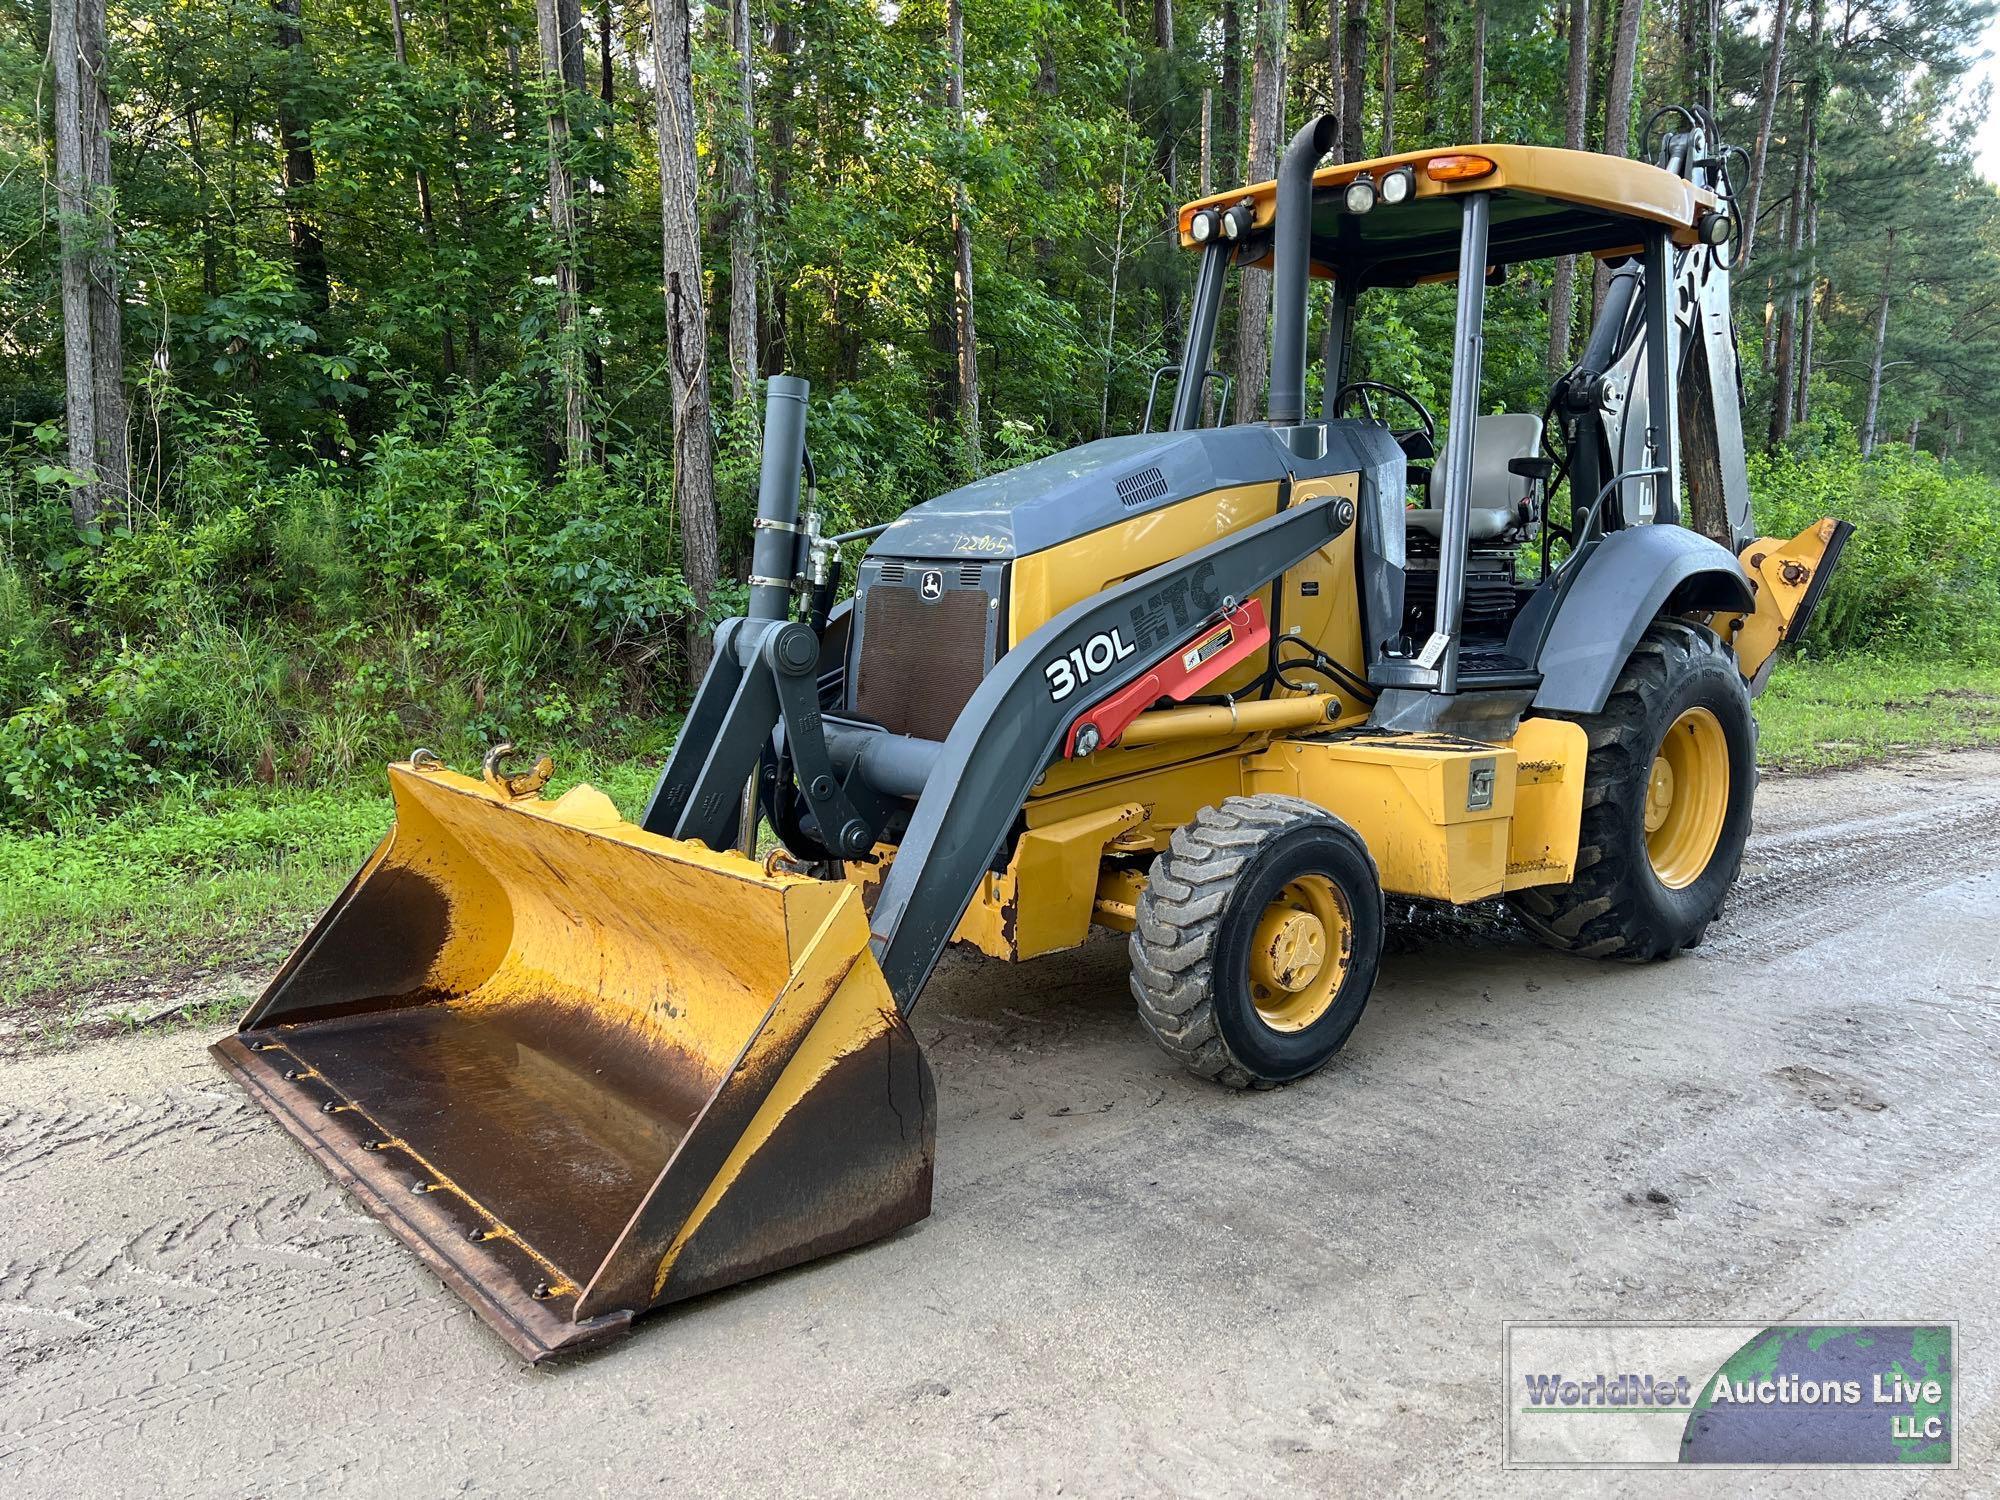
top-left (4, 750), bottom-right (1997, 1497)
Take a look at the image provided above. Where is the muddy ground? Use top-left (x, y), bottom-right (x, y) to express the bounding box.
top-left (3, 750), bottom-right (1998, 1497)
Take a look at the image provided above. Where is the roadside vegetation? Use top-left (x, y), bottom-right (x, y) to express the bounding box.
top-left (2, 450), bottom-right (1995, 1045)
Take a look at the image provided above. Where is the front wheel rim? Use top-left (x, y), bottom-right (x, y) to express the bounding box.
top-left (1645, 706), bottom-right (1730, 889)
top-left (1247, 875), bottom-right (1353, 1031)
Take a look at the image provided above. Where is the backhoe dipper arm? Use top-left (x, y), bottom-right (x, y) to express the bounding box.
top-left (869, 493), bottom-right (1355, 1011)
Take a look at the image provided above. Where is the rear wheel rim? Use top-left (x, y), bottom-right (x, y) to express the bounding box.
top-left (1247, 875), bottom-right (1353, 1031)
top-left (1645, 706), bottom-right (1730, 890)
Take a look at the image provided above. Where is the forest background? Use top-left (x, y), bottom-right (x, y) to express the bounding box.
top-left (3, 0), bottom-right (2000, 1022)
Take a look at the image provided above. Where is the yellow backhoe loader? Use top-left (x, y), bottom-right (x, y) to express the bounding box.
top-left (216, 106), bottom-right (1848, 1360)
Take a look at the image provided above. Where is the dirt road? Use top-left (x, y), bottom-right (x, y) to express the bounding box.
top-left (4, 751), bottom-right (1999, 1497)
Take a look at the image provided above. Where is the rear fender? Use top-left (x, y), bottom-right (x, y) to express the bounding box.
top-left (1530, 525), bottom-right (1754, 714)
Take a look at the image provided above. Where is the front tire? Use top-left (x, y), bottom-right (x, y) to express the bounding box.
top-left (1509, 619), bottom-right (1756, 959)
top-left (1130, 796), bottom-right (1384, 1088)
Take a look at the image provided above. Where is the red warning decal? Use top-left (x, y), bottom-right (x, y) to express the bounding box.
top-left (1063, 597), bottom-right (1270, 757)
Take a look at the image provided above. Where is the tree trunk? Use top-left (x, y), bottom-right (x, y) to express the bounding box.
top-left (1591, 0), bottom-right (1640, 308)
top-left (1759, 198), bottom-right (1787, 375)
top-left (1591, 0), bottom-right (1608, 119)
top-left (598, 2), bottom-right (614, 109)
top-left (1200, 85), bottom-right (1213, 193)
top-left (763, 15), bottom-right (796, 374)
top-left (1547, 0), bottom-right (1590, 381)
top-left (1792, 194), bottom-right (1820, 426)
top-left (1799, 264), bottom-right (1832, 427)
top-left (52, 0), bottom-right (102, 532)
top-left (1220, 0), bottom-right (1242, 185)
top-left (1468, 0), bottom-right (1486, 138)
top-left (1602, 0), bottom-right (1640, 157)
top-left (1765, 0), bottom-right (1822, 450)
top-left (1153, 0), bottom-right (1179, 350)
top-left (1420, 0), bottom-right (1441, 137)
top-left (536, 0), bottom-right (590, 464)
top-left (1859, 228), bottom-right (1895, 457)
top-left (948, 0), bottom-right (981, 469)
top-left (387, 0), bottom-right (457, 376)
top-left (1234, 0), bottom-right (1282, 424)
top-left (1339, 0), bottom-right (1365, 160)
top-left (1682, 0), bottom-right (1715, 113)
top-left (1379, 0), bottom-right (1394, 156)
top-left (78, 0), bottom-right (127, 515)
top-left (188, 107), bottom-right (217, 299)
top-left (273, 0), bottom-right (333, 322)
top-left (724, 0), bottom-right (759, 408)
top-left (1101, 129), bottom-right (1134, 440)
top-left (1740, 0), bottom-right (1790, 265)
top-left (650, 0), bottom-right (720, 683)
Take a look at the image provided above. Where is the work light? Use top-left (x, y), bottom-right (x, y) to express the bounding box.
top-left (1190, 210), bottom-right (1218, 243)
top-left (1343, 175), bottom-right (1378, 215)
top-left (1379, 166), bottom-right (1416, 205)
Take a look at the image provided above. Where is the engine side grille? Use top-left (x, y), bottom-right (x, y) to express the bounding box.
top-left (1116, 466), bottom-right (1171, 508)
top-left (850, 569), bottom-right (998, 741)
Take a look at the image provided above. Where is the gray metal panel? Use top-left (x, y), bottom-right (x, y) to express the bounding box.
top-left (1531, 525), bottom-right (1755, 714)
top-left (1347, 424), bottom-right (1407, 663)
top-left (869, 422), bottom-right (1397, 563)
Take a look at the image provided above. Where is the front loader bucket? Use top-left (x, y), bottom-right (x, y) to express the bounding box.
top-left (212, 762), bottom-right (934, 1362)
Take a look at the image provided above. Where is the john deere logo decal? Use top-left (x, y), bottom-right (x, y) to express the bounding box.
top-left (920, 570), bottom-right (944, 600)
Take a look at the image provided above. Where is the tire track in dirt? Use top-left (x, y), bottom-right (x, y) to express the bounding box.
top-left (0, 1081), bottom-right (437, 1479)
top-left (1699, 777), bottom-right (2000, 960)
top-left (0, 1083), bottom-right (263, 1183)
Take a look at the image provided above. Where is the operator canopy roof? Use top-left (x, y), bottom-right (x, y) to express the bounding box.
top-left (1178, 144), bottom-right (1718, 288)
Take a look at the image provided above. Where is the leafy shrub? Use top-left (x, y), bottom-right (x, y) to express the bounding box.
top-left (5, 374), bottom-right (2000, 830)
top-left (0, 561), bottom-right (58, 708)
top-left (1750, 441), bottom-right (2000, 659)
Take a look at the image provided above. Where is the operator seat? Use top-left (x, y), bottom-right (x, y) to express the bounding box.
top-left (1405, 413), bottom-right (1544, 541)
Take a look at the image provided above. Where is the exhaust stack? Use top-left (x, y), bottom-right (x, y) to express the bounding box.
top-left (748, 374), bottom-right (810, 621)
top-left (1268, 114), bottom-right (1339, 427)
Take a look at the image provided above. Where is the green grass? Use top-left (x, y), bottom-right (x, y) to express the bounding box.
top-left (1755, 655), bottom-right (2000, 770)
top-left (0, 748), bottom-right (664, 1044)
top-left (3, 657), bottom-right (1996, 1047)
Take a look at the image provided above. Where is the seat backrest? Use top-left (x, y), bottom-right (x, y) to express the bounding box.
top-left (1444, 412), bottom-right (1544, 513)
top-left (1405, 412), bottom-right (1546, 541)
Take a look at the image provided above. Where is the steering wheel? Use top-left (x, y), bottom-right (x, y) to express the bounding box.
top-left (1333, 381), bottom-right (1438, 455)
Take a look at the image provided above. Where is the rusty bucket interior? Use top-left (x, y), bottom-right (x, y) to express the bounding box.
top-left (213, 762), bottom-right (934, 1362)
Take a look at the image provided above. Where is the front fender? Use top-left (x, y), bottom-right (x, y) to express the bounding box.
top-left (1531, 526), bottom-right (1755, 714)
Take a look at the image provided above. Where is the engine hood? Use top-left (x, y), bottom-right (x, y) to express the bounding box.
top-left (870, 426), bottom-right (1339, 562)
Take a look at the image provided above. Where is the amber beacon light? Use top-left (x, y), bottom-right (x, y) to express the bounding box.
top-left (1425, 153), bottom-right (1497, 182)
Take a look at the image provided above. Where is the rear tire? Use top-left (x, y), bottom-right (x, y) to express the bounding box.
top-left (1508, 619), bottom-right (1755, 960)
top-left (1130, 796), bottom-right (1384, 1088)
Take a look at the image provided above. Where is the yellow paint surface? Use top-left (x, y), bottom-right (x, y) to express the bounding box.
top-left (1177, 143), bottom-right (1715, 251)
top-left (1713, 517), bottom-right (1845, 683)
